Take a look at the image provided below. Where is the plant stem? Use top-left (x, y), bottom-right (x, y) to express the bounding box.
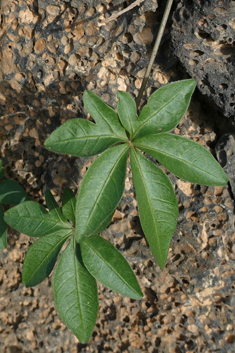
top-left (136, 0), bottom-right (174, 109)
top-left (100, 0), bottom-right (145, 24)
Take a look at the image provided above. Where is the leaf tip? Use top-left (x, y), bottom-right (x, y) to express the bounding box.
top-left (134, 291), bottom-right (144, 300)
top-left (117, 90), bottom-right (124, 98)
top-left (158, 263), bottom-right (166, 271)
top-left (43, 138), bottom-right (51, 149)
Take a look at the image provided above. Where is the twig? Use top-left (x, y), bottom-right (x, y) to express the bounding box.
top-left (100, 0), bottom-right (145, 24)
top-left (136, 0), bottom-right (174, 108)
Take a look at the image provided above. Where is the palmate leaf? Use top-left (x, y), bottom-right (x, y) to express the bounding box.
top-left (22, 231), bottom-right (72, 287)
top-left (45, 190), bottom-right (68, 223)
top-left (0, 180), bottom-right (29, 204)
top-left (75, 144), bottom-right (129, 241)
top-left (81, 235), bottom-right (143, 299)
top-left (53, 238), bottom-right (99, 344)
top-left (131, 79), bottom-right (196, 140)
top-left (134, 133), bottom-right (228, 186)
top-left (4, 201), bottom-right (72, 237)
top-left (62, 188), bottom-right (76, 224)
top-left (44, 91), bottom-right (128, 158)
top-left (131, 148), bottom-right (178, 269)
top-left (0, 205), bottom-right (7, 249)
top-left (117, 91), bottom-right (138, 136)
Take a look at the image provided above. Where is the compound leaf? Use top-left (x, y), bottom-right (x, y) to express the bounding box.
top-left (131, 148), bottom-right (178, 269)
top-left (45, 190), bottom-right (67, 223)
top-left (0, 180), bottom-right (29, 204)
top-left (0, 205), bottom-right (7, 249)
top-left (62, 188), bottom-right (76, 224)
top-left (4, 201), bottom-right (72, 237)
top-left (75, 144), bottom-right (129, 241)
top-left (22, 231), bottom-right (72, 287)
top-left (53, 238), bottom-right (99, 344)
top-left (132, 79), bottom-right (196, 140)
top-left (134, 133), bottom-right (228, 186)
top-left (81, 235), bottom-right (143, 299)
top-left (84, 90), bottom-right (127, 139)
top-left (117, 91), bottom-right (138, 136)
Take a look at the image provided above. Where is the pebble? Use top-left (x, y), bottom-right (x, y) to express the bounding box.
top-left (34, 38), bottom-right (46, 53)
top-left (225, 335), bottom-right (235, 343)
top-left (46, 5), bottom-right (61, 16)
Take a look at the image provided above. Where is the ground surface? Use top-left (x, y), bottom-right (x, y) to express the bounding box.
top-left (1, 1), bottom-right (235, 353)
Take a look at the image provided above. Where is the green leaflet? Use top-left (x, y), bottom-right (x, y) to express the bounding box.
top-left (81, 235), bottom-right (143, 299)
top-left (44, 91), bottom-right (128, 157)
top-left (117, 91), bottom-right (138, 137)
top-left (134, 134), bottom-right (228, 186)
top-left (0, 180), bottom-right (29, 204)
top-left (0, 205), bottom-right (7, 249)
top-left (84, 91), bottom-right (127, 139)
top-left (62, 188), bottom-right (76, 224)
top-left (4, 201), bottom-right (72, 238)
top-left (45, 190), bottom-right (68, 223)
top-left (53, 238), bottom-right (99, 343)
top-left (75, 144), bottom-right (129, 241)
top-left (22, 231), bottom-right (72, 287)
top-left (44, 118), bottom-right (126, 158)
top-left (131, 148), bottom-right (178, 269)
top-left (132, 79), bottom-right (196, 140)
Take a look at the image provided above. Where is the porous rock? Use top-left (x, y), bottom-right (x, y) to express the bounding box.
top-left (171, 0), bottom-right (235, 121)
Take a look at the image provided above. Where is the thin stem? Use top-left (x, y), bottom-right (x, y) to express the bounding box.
top-left (136, 0), bottom-right (174, 109)
top-left (100, 0), bottom-right (145, 24)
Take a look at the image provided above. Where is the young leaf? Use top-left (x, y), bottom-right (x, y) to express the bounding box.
top-left (134, 134), bottom-right (228, 186)
top-left (22, 231), bottom-right (72, 287)
top-left (45, 190), bottom-right (68, 223)
top-left (132, 79), bottom-right (196, 140)
top-left (4, 201), bottom-right (72, 237)
top-left (81, 235), bottom-right (143, 299)
top-left (0, 180), bottom-right (29, 204)
top-left (44, 118), bottom-right (126, 157)
top-left (131, 148), bottom-right (178, 269)
top-left (84, 90), bottom-right (127, 139)
top-left (75, 144), bottom-right (129, 241)
top-left (117, 91), bottom-right (138, 136)
top-left (53, 238), bottom-right (99, 344)
top-left (62, 188), bottom-right (76, 224)
top-left (0, 205), bottom-right (7, 249)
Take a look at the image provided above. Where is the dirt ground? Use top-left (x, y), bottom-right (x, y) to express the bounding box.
top-left (0, 1), bottom-right (235, 352)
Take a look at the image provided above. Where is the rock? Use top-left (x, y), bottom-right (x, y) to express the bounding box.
top-left (171, 0), bottom-right (235, 121)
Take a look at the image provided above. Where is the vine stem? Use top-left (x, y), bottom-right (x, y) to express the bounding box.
top-left (136, 0), bottom-right (174, 109)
